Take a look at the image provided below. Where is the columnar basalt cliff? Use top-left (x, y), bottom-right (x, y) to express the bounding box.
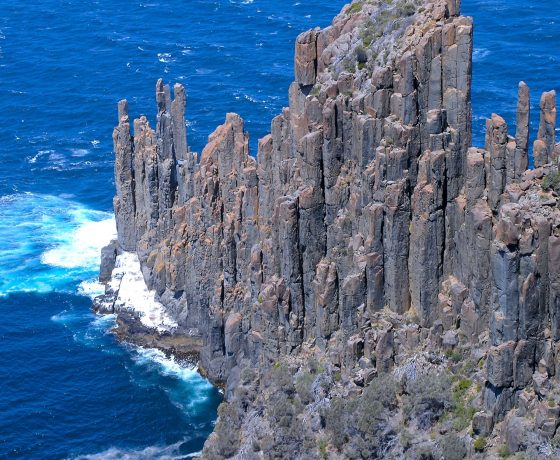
top-left (100, 0), bottom-right (560, 457)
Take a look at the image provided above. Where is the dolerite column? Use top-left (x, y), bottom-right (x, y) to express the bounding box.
top-left (155, 79), bottom-right (177, 220)
top-left (441, 17), bottom-right (473, 155)
top-left (256, 134), bottom-right (274, 280)
top-left (534, 90), bottom-right (557, 167)
top-left (322, 99), bottom-right (343, 228)
top-left (298, 130), bottom-right (326, 337)
top-left (490, 208), bottom-right (520, 346)
top-left (485, 114), bottom-right (508, 211)
top-left (383, 179), bottom-right (411, 314)
top-left (132, 116), bottom-right (158, 236)
top-left (463, 148), bottom-right (492, 319)
top-left (113, 99), bottom-right (136, 251)
top-left (410, 150), bottom-right (446, 326)
top-left (549, 235), bottom-right (560, 340)
top-left (446, 0), bottom-right (461, 16)
top-left (416, 27), bottom-right (441, 153)
top-left (275, 196), bottom-right (304, 351)
top-left (362, 203), bottom-right (384, 313)
top-left (171, 83), bottom-right (188, 160)
top-left (514, 82), bottom-right (530, 180)
top-left (517, 213), bottom-right (549, 344)
top-left (313, 260), bottom-right (339, 343)
top-left (239, 161), bottom-right (259, 290)
top-left (172, 83), bottom-right (198, 205)
top-left (294, 28), bottom-right (318, 87)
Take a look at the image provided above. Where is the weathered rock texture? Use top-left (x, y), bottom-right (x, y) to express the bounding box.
top-left (101, 0), bottom-right (560, 457)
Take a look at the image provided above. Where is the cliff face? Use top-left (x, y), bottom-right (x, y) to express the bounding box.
top-left (104, 0), bottom-right (560, 457)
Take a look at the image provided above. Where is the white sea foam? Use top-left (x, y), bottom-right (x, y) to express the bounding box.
top-left (50, 310), bottom-right (71, 322)
top-left (473, 48), bottom-right (491, 62)
top-left (0, 193), bottom-right (116, 296)
top-left (157, 52), bottom-right (173, 63)
top-left (129, 345), bottom-right (213, 409)
top-left (78, 279), bottom-right (106, 298)
top-left (110, 252), bottom-right (178, 332)
top-left (131, 346), bottom-right (201, 382)
top-left (29, 150), bottom-right (48, 163)
top-left (72, 439), bottom-right (193, 460)
top-left (41, 217), bottom-right (116, 270)
top-left (69, 148), bottom-right (90, 157)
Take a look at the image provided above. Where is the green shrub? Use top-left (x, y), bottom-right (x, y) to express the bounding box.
top-left (268, 362), bottom-right (294, 395)
top-left (451, 403), bottom-right (476, 431)
top-left (414, 445), bottom-right (435, 460)
top-left (450, 378), bottom-right (476, 430)
top-left (295, 371), bottom-right (315, 405)
top-left (453, 379), bottom-right (472, 400)
top-left (342, 56), bottom-right (356, 73)
top-left (400, 428), bottom-right (413, 450)
top-left (210, 402), bottom-right (242, 457)
top-left (240, 367), bottom-right (256, 385)
top-left (441, 433), bottom-right (467, 460)
top-left (447, 350), bottom-right (463, 363)
top-left (309, 84), bottom-right (321, 97)
top-left (324, 397), bottom-right (355, 448)
top-left (347, 2), bottom-right (364, 14)
top-left (270, 397), bottom-right (296, 428)
top-left (355, 45), bottom-right (368, 64)
top-left (397, 1), bottom-right (417, 16)
top-left (316, 437), bottom-right (328, 459)
top-left (323, 374), bottom-right (397, 457)
top-left (552, 430), bottom-right (560, 448)
top-left (404, 371), bottom-right (453, 428)
top-left (498, 445), bottom-right (511, 458)
top-left (542, 172), bottom-right (560, 194)
top-left (474, 437), bottom-right (487, 452)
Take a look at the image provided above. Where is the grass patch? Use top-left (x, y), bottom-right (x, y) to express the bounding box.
top-left (347, 2), bottom-right (364, 14)
top-left (474, 437), bottom-right (487, 452)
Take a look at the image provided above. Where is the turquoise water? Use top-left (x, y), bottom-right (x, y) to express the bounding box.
top-left (0, 0), bottom-right (558, 458)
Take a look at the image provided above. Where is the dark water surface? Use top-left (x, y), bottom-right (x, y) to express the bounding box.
top-left (0, 0), bottom-right (558, 458)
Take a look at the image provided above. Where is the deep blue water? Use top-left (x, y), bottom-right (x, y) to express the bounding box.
top-left (0, 1), bottom-right (345, 458)
top-left (0, 0), bottom-right (558, 458)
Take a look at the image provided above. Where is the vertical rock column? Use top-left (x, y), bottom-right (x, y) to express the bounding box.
top-left (462, 148), bottom-right (492, 320)
top-left (485, 114), bottom-right (508, 211)
top-left (155, 80), bottom-right (178, 219)
top-left (513, 82), bottom-right (530, 180)
top-left (549, 235), bottom-right (560, 340)
top-left (113, 99), bottom-right (137, 251)
top-left (383, 180), bottom-right (411, 314)
top-left (442, 17), bottom-right (473, 155)
top-left (132, 116), bottom-right (158, 239)
top-left (534, 90), bottom-right (557, 167)
top-left (298, 130), bottom-right (327, 337)
top-left (275, 196), bottom-right (304, 351)
top-left (410, 150), bottom-right (446, 326)
top-left (362, 203), bottom-right (384, 314)
top-left (295, 28), bottom-right (318, 87)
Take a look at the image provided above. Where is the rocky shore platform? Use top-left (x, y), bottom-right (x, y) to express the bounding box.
top-left (92, 245), bottom-right (203, 370)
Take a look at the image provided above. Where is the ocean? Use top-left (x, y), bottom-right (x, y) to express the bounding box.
top-left (0, 0), bottom-right (558, 458)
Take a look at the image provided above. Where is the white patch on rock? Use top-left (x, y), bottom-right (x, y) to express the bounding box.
top-left (110, 252), bottom-right (177, 332)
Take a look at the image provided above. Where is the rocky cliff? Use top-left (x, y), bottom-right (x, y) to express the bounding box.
top-left (99, 0), bottom-right (560, 457)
